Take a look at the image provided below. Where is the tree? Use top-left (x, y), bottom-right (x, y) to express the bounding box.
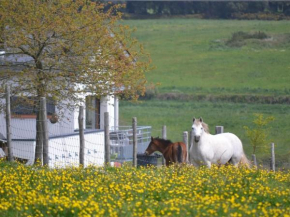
top-left (0, 0), bottom-right (151, 163)
top-left (244, 113), bottom-right (275, 155)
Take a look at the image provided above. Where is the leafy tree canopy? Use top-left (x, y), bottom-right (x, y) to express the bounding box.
top-left (0, 0), bottom-right (151, 109)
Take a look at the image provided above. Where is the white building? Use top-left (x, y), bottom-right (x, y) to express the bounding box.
top-left (0, 52), bottom-right (119, 167)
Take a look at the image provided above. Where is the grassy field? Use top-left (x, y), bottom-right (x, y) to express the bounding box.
top-left (122, 19), bottom-right (290, 95)
top-left (0, 160), bottom-right (289, 217)
top-left (119, 19), bottom-right (290, 164)
top-left (120, 100), bottom-right (290, 163)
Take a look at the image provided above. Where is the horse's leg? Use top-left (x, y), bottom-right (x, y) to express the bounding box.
top-left (191, 160), bottom-right (199, 167)
top-left (232, 160), bottom-right (240, 167)
top-left (228, 156), bottom-right (240, 167)
top-left (165, 159), bottom-right (170, 166)
top-left (172, 145), bottom-right (179, 164)
top-left (205, 161), bottom-right (211, 168)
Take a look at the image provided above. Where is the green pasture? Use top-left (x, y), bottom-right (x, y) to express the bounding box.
top-left (119, 19), bottom-right (290, 164)
top-left (123, 19), bottom-right (290, 95)
top-left (120, 100), bottom-right (290, 163)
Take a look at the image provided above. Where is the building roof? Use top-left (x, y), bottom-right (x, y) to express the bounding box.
top-left (0, 51), bottom-right (34, 71)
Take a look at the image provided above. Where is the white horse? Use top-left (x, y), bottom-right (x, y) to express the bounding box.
top-left (189, 117), bottom-right (250, 168)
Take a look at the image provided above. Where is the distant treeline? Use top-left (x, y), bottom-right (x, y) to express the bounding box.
top-left (119, 2), bottom-right (290, 19)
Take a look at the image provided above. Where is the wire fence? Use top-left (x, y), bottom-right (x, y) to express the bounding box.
top-left (0, 86), bottom-right (157, 168)
top-left (109, 126), bottom-right (152, 165)
top-left (0, 86), bottom-right (289, 170)
top-left (251, 144), bottom-right (290, 171)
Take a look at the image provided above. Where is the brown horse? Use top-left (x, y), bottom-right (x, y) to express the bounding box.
top-left (145, 137), bottom-right (187, 166)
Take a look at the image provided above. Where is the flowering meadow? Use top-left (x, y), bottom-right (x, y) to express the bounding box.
top-left (0, 160), bottom-right (289, 217)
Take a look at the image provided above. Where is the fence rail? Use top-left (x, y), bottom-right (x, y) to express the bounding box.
top-left (0, 89), bottom-right (289, 170)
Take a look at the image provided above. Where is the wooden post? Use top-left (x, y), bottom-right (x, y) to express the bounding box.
top-left (5, 85), bottom-right (13, 162)
top-left (270, 143), bottom-right (275, 172)
top-left (132, 117), bottom-right (137, 167)
top-left (215, 126), bottom-right (224, 134)
top-left (104, 112), bottom-right (110, 166)
top-left (40, 97), bottom-right (49, 166)
top-left (35, 111), bottom-right (43, 165)
top-left (183, 131), bottom-right (188, 162)
top-left (252, 154), bottom-right (257, 167)
top-left (78, 106), bottom-right (85, 166)
top-left (189, 130), bottom-right (194, 163)
top-left (162, 125), bottom-right (166, 165)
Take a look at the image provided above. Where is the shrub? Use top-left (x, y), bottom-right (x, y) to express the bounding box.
top-left (226, 31), bottom-right (269, 47)
top-left (244, 113), bottom-right (275, 155)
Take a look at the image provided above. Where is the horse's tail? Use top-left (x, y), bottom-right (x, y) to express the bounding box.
top-left (177, 143), bottom-right (182, 163)
top-left (239, 152), bottom-right (251, 168)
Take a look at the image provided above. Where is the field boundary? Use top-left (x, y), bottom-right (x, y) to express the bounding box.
top-left (141, 93), bottom-right (290, 104)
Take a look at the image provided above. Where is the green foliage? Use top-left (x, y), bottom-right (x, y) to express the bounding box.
top-left (0, 0), bottom-right (151, 105)
top-left (124, 2), bottom-right (290, 19)
top-left (231, 12), bottom-right (290, 20)
top-left (244, 114), bottom-right (275, 155)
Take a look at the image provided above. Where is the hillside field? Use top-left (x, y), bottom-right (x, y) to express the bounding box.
top-left (119, 19), bottom-right (290, 164)
top-left (122, 19), bottom-right (290, 94)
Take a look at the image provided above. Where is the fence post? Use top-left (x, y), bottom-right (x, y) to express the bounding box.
top-left (40, 97), bottom-right (49, 166)
top-left (162, 125), bottom-right (166, 165)
top-left (252, 154), bottom-right (257, 167)
top-left (270, 143), bottom-right (275, 172)
top-left (189, 130), bottom-right (194, 163)
top-left (132, 117), bottom-right (137, 167)
top-left (104, 112), bottom-right (110, 166)
top-left (5, 85), bottom-right (13, 162)
top-left (183, 131), bottom-right (188, 162)
top-left (78, 106), bottom-right (85, 166)
top-left (35, 111), bottom-right (43, 165)
top-left (215, 126), bottom-right (224, 134)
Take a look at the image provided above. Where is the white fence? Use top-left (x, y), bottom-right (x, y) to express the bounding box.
top-left (110, 126), bottom-right (151, 163)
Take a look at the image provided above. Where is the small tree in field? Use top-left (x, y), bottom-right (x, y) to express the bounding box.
top-left (0, 0), bottom-right (151, 163)
top-left (244, 113), bottom-right (275, 155)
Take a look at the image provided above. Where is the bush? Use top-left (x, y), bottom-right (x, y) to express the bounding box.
top-left (231, 12), bottom-right (290, 21)
top-left (139, 85), bottom-right (159, 100)
top-left (226, 31), bottom-right (269, 47)
top-left (244, 113), bottom-right (275, 155)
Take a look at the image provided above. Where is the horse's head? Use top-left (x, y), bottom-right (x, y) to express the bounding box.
top-left (145, 136), bottom-right (158, 155)
top-left (192, 117), bottom-right (205, 143)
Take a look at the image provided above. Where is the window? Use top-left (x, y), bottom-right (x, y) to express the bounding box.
top-left (11, 97), bottom-right (55, 118)
top-left (85, 96), bottom-right (100, 129)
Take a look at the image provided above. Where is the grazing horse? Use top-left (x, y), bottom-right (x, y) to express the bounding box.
top-left (145, 137), bottom-right (187, 166)
top-left (189, 117), bottom-right (250, 168)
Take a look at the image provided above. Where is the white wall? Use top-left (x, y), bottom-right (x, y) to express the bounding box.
top-left (48, 130), bottom-right (104, 168)
top-left (11, 140), bottom-right (35, 165)
top-left (100, 95), bottom-right (116, 130)
top-left (73, 95), bottom-right (118, 131)
top-left (9, 130), bottom-right (104, 168)
top-left (0, 99), bottom-right (75, 140)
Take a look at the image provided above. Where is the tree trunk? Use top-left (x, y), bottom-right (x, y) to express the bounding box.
top-left (34, 65), bottom-right (45, 165)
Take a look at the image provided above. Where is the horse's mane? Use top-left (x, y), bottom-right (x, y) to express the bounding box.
top-left (202, 122), bottom-right (210, 133)
top-left (154, 138), bottom-right (173, 146)
top-left (194, 120), bottom-right (210, 133)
